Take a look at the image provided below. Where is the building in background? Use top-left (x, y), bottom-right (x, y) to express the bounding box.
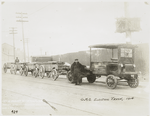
top-left (2, 43), bottom-right (25, 64)
top-left (2, 43), bottom-right (14, 64)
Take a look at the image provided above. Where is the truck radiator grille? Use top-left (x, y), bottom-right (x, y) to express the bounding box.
top-left (125, 64), bottom-right (135, 72)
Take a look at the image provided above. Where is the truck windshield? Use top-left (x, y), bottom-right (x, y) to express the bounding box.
top-left (121, 48), bottom-right (132, 58)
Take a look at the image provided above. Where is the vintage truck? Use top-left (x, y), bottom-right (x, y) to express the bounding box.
top-left (67, 43), bottom-right (139, 89)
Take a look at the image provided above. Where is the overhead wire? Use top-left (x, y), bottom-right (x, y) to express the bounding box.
top-left (2, 2), bottom-right (54, 21)
top-left (2, 2), bottom-right (54, 33)
top-left (28, 2), bottom-right (54, 16)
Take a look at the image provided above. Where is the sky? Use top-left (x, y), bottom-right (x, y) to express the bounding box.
top-left (1, 0), bottom-right (150, 56)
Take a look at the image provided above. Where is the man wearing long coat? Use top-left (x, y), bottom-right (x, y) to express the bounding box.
top-left (71, 59), bottom-right (84, 85)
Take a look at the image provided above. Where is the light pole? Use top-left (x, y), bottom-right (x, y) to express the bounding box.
top-left (116, 3), bottom-right (141, 44)
top-left (16, 12), bottom-right (28, 62)
top-left (9, 27), bottom-right (17, 60)
top-left (124, 2), bottom-right (131, 43)
top-left (25, 38), bottom-right (30, 62)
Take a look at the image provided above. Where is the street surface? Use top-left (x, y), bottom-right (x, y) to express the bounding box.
top-left (2, 70), bottom-right (149, 116)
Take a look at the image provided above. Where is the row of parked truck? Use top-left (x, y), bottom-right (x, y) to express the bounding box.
top-left (3, 43), bottom-right (139, 89)
top-left (3, 61), bottom-right (70, 80)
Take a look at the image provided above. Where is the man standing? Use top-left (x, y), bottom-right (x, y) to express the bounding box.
top-left (71, 59), bottom-right (84, 85)
top-left (15, 57), bottom-right (19, 63)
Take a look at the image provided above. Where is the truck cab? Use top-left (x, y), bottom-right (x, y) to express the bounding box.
top-left (89, 43), bottom-right (139, 89)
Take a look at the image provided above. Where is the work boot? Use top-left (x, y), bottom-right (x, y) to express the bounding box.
top-left (75, 82), bottom-right (77, 85)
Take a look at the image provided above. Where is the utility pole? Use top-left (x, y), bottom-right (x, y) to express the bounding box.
top-left (9, 27), bottom-right (17, 60)
top-left (16, 12), bottom-right (28, 62)
top-left (25, 38), bottom-right (30, 62)
top-left (116, 3), bottom-right (140, 44)
top-left (124, 2), bottom-right (131, 43)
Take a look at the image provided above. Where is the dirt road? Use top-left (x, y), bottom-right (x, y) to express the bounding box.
top-left (2, 71), bottom-right (149, 116)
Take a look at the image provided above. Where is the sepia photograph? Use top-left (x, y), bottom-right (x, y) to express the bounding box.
top-left (1, 0), bottom-right (149, 115)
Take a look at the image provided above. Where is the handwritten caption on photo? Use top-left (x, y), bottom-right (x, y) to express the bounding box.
top-left (80, 97), bottom-right (134, 101)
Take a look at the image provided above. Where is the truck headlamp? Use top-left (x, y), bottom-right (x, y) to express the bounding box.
top-left (133, 64), bottom-right (136, 67)
top-left (120, 64), bottom-right (123, 67)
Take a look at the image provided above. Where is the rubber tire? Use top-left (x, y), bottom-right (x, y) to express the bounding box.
top-left (24, 66), bottom-right (28, 76)
top-left (14, 65), bottom-right (17, 75)
top-left (51, 69), bottom-right (58, 81)
top-left (39, 65), bottom-right (45, 79)
top-left (66, 71), bottom-right (73, 82)
top-left (34, 69), bottom-right (38, 78)
top-left (87, 74), bottom-right (96, 83)
top-left (19, 68), bottom-right (23, 76)
top-left (128, 78), bottom-right (139, 88)
top-left (106, 75), bottom-right (118, 89)
top-left (3, 64), bottom-right (7, 73)
top-left (10, 65), bottom-right (13, 74)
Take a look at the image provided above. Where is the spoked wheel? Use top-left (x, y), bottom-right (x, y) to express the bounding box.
top-left (51, 69), bottom-right (59, 81)
top-left (3, 64), bottom-right (7, 73)
top-left (33, 68), bottom-right (39, 78)
top-left (39, 65), bottom-right (45, 79)
top-left (10, 65), bottom-right (14, 74)
top-left (127, 78), bottom-right (139, 88)
top-left (66, 71), bottom-right (73, 82)
top-left (24, 66), bottom-right (28, 76)
top-left (14, 65), bottom-right (17, 75)
top-left (87, 74), bottom-right (96, 83)
top-left (19, 68), bottom-right (23, 76)
top-left (14, 69), bottom-right (17, 75)
top-left (106, 75), bottom-right (118, 89)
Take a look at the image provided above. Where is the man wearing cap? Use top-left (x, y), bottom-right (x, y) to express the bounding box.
top-left (71, 59), bottom-right (84, 85)
top-left (15, 57), bottom-right (19, 64)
